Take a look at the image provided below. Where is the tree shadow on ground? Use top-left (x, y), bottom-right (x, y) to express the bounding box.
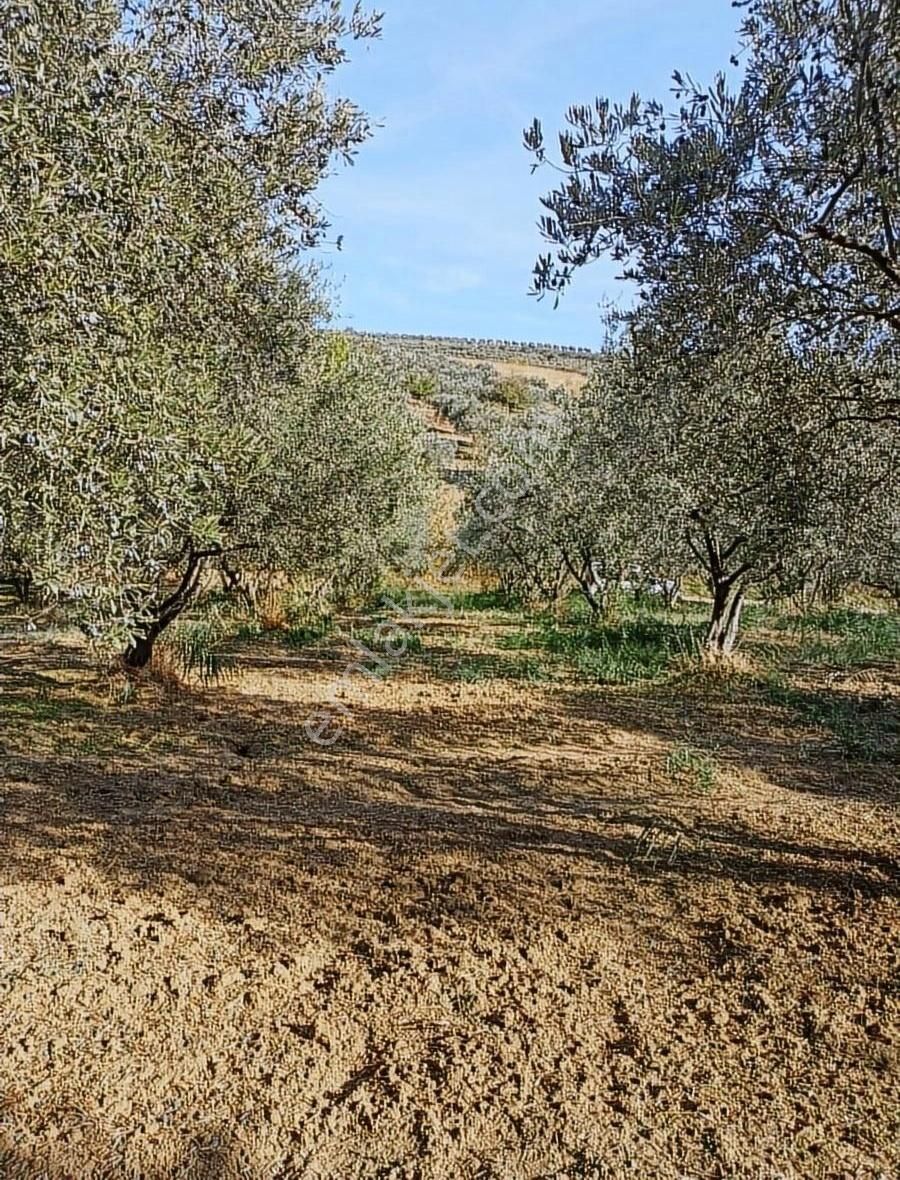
top-left (2, 635), bottom-right (898, 951)
top-left (758, 678), bottom-right (900, 764)
top-left (560, 679), bottom-right (900, 805)
top-left (412, 643), bottom-right (553, 683)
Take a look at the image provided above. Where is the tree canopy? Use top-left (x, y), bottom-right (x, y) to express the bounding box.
top-left (461, 340), bottom-right (897, 652)
top-left (526, 0), bottom-right (900, 424)
top-left (0, 1), bottom-right (436, 664)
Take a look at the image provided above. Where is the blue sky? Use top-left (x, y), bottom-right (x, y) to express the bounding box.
top-left (318, 1), bottom-right (743, 348)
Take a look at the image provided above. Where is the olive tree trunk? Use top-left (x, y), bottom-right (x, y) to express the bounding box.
top-left (123, 631), bottom-right (158, 669)
top-left (561, 546), bottom-right (609, 620)
top-left (686, 511), bottom-right (753, 657)
top-left (706, 576), bottom-right (745, 655)
top-left (122, 543), bottom-right (220, 668)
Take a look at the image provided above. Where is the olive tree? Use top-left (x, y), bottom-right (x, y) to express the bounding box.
top-left (106, 331), bottom-right (437, 667)
top-left (226, 336), bottom-right (438, 613)
top-left (471, 340), bottom-right (897, 654)
top-left (548, 362), bottom-right (686, 616)
top-left (457, 362), bottom-right (681, 616)
top-left (457, 407), bottom-right (571, 607)
top-left (0, 0), bottom-right (380, 658)
top-left (593, 341), bottom-right (897, 653)
top-left (525, 0), bottom-right (900, 425)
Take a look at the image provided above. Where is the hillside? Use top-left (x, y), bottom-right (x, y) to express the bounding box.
top-left (346, 330), bottom-right (600, 378)
top-left (345, 331), bottom-right (598, 483)
top-left (451, 355), bottom-right (589, 395)
top-left (349, 331), bottom-right (597, 400)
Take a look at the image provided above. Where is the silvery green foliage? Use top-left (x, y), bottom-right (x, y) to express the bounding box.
top-left (427, 362), bottom-right (500, 435)
top-left (768, 358), bottom-right (899, 603)
top-left (526, 0), bottom-right (900, 425)
top-left (522, 0), bottom-right (899, 647)
top-left (232, 336), bottom-right (438, 595)
top-left (458, 358), bottom-right (682, 612)
top-left (463, 340), bottom-right (897, 651)
top-left (590, 342), bottom-right (896, 650)
top-left (457, 404), bottom-right (571, 605)
top-left (374, 336), bottom-right (568, 439)
top-left (348, 331), bottom-right (598, 374)
top-left (551, 361), bottom-right (686, 605)
top-left (0, 0), bottom-right (383, 655)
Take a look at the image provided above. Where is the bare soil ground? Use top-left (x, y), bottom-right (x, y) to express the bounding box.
top-left (0, 608), bottom-right (898, 1179)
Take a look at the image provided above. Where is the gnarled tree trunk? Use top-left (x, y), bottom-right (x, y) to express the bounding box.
top-left (122, 543), bottom-right (220, 669)
top-left (561, 546), bottom-right (609, 619)
top-left (123, 629), bottom-right (159, 670)
top-left (686, 510), bottom-right (753, 657)
top-left (706, 576), bottom-right (745, 655)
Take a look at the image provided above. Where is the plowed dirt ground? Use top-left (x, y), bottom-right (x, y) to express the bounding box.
top-left (1, 609), bottom-right (898, 1179)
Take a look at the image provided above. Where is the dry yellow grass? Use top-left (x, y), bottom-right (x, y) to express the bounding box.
top-left (451, 355), bottom-right (590, 395)
top-left (0, 612), bottom-right (898, 1179)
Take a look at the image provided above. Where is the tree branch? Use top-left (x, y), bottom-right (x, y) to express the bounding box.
top-left (809, 223), bottom-right (900, 289)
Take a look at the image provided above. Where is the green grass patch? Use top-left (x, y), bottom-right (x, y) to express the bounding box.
top-left (666, 745), bottom-right (719, 794)
top-left (283, 618), bottom-right (335, 649)
top-left (231, 616), bottom-right (264, 642)
top-left (0, 694), bottom-right (96, 723)
top-left (227, 605), bottom-right (333, 649)
top-left (560, 588), bottom-right (710, 626)
top-left (773, 607), bottom-right (900, 668)
top-left (448, 588), bottom-right (523, 614)
top-left (502, 615), bottom-right (704, 685)
top-left (342, 624), bottom-right (424, 659)
top-left (374, 584), bottom-right (523, 618)
top-left (739, 601), bottom-right (774, 628)
top-left (803, 607), bottom-right (898, 638)
top-left (0, 691), bottom-right (129, 757)
top-left (163, 613), bottom-right (235, 683)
